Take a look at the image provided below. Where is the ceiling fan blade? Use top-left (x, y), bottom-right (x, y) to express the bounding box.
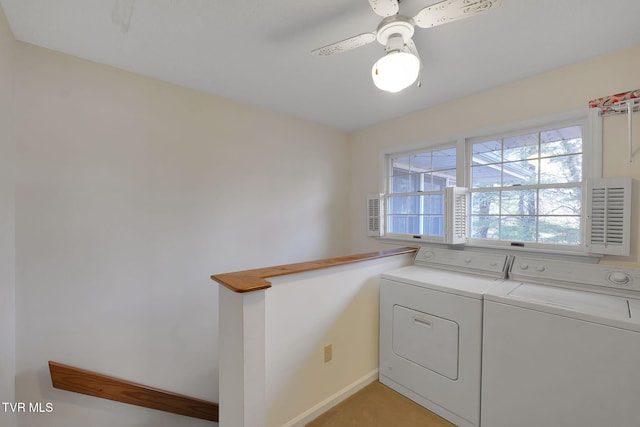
top-left (368, 0), bottom-right (399, 17)
top-left (311, 33), bottom-right (377, 56)
top-left (405, 39), bottom-right (423, 88)
top-left (406, 38), bottom-right (421, 63)
top-left (414, 0), bottom-right (502, 29)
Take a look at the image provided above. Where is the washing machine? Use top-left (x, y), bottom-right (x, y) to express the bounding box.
top-left (482, 255), bottom-right (640, 427)
top-left (379, 246), bottom-right (510, 427)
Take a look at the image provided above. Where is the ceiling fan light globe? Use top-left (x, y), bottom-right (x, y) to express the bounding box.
top-left (371, 51), bottom-right (420, 93)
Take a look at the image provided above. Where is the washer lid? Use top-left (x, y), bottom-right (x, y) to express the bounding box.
top-left (508, 283), bottom-right (629, 319)
top-left (485, 281), bottom-right (640, 332)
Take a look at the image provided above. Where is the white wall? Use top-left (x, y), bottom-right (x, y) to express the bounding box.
top-left (347, 43), bottom-right (640, 267)
top-left (13, 42), bottom-right (349, 426)
top-left (0, 5), bottom-right (16, 427)
top-left (265, 254), bottom-right (413, 427)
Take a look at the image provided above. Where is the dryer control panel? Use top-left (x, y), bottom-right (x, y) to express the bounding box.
top-left (414, 247), bottom-right (509, 278)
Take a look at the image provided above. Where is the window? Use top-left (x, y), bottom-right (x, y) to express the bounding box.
top-left (378, 109), bottom-right (602, 252)
top-left (469, 125), bottom-right (583, 246)
top-left (386, 146), bottom-right (456, 239)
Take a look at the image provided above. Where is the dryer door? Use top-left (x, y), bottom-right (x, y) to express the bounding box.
top-left (380, 277), bottom-right (484, 427)
top-left (392, 305), bottom-right (459, 379)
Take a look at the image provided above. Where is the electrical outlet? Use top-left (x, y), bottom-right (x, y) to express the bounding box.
top-left (324, 344), bottom-right (333, 363)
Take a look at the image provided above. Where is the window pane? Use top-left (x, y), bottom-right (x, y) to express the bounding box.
top-left (425, 194), bottom-right (444, 214)
top-left (500, 216), bottom-right (537, 242)
top-left (410, 152), bottom-right (431, 173)
top-left (423, 169), bottom-right (456, 190)
top-left (472, 165), bottom-right (502, 187)
top-left (390, 173), bottom-right (420, 193)
top-left (538, 216), bottom-right (580, 244)
top-left (431, 148), bottom-right (457, 171)
top-left (502, 161), bottom-right (538, 186)
top-left (422, 173), bottom-right (439, 191)
top-left (540, 126), bottom-right (582, 157)
top-left (473, 140), bottom-right (501, 159)
top-left (388, 215), bottom-right (421, 234)
top-left (471, 216), bottom-right (500, 239)
top-left (422, 173), bottom-right (434, 191)
top-left (539, 187), bottom-right (581, 215)
top-left (503, 133), bottom-right (538, 161)
top-left (388, 195), bottom-right (420, 214)
top-left (440, 169), bottom-right (457, 186)
top-left (540, 154), bottom-right (582, 184)
top-left (391, 157), bottom-right (410, 175)
top-left (423, 216), bottom-right (444, 236)
top-left (501, 190), bottom-right (537, 215)
top-left (471, 192), bottom-right (500, 215)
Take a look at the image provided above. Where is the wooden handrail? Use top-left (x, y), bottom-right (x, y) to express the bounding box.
top-left (48, 361), bottom-right (218, 422)
top-left (211, 247), bottom-right (417, 293)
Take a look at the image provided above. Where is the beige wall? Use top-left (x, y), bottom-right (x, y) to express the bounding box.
top-left (0, 5), bottom-right (16, 427)
top-left (601, 110), bottom-right (640, 266)
top-left (13, 42), bottom-right (348, 426)
top-left (348, 44), bottom-right (640, 267)
top-left (265, 254), bottom-right (413, 427)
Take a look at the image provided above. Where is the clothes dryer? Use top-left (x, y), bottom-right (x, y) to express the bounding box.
top-left (380, 246), bottom-right (509, 427)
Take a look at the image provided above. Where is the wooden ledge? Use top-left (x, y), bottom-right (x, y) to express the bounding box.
top-left (211, 247), bottom-right (417, 293)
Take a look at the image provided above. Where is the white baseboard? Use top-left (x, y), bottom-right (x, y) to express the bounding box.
top-left (280, 369), bottom-right (379, 427)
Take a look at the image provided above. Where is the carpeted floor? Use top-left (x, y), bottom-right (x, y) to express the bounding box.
top-left (306, 381), bottom-right (456, 427)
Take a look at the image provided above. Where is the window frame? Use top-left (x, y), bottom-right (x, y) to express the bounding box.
top-left (382, 142), bottom-right (458, 242)
top-left (378, 108), bottom-right (602, 253)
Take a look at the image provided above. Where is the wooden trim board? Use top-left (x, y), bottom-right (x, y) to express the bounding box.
top-left (48, 361), bottom-right (218, 422)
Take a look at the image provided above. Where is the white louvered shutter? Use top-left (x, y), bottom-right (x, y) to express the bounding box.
top-left (586, 177), bottom-right (632, 256)
top-left (367, 194), bottom-right (383, 237)
top-left (445, 187), bottom-right (468, 244)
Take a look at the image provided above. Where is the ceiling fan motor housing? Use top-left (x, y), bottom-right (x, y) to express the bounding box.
top-left (376, 15), bottom-right (415, 49)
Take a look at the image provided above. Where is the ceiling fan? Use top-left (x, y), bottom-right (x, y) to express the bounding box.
top-left (312, 0), bottom-right (502, 92)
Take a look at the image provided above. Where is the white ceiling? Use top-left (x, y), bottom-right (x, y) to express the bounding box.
top-left (2, 0), bottom-right (640, 131)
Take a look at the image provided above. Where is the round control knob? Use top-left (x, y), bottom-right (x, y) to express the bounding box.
top-left (423, 251), bottom-right (434, 259)
top-left (608, 272), bottom-right (630, 285)
top-left (520, 264), bottom-right (528, 270)
top-left (536, 266), bottom-right (546, 272)
top-left (464, 257), bottom-right (472, 263)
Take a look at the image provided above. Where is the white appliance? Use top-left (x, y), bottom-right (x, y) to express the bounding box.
top-left (482, 256), bottom-right (640, 427)
top-left (379, 246), bottom-right (510, 427)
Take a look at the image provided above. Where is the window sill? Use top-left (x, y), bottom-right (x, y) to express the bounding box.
top-left (373, 236), bottom-right (603, 263)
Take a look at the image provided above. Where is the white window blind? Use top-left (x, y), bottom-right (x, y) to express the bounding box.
top-left (586, 177), bottom-right (632, 256)
top-left (445, 187), bottom-right (468, 244)
top-left (367, 194), bottom-right (383, 237)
